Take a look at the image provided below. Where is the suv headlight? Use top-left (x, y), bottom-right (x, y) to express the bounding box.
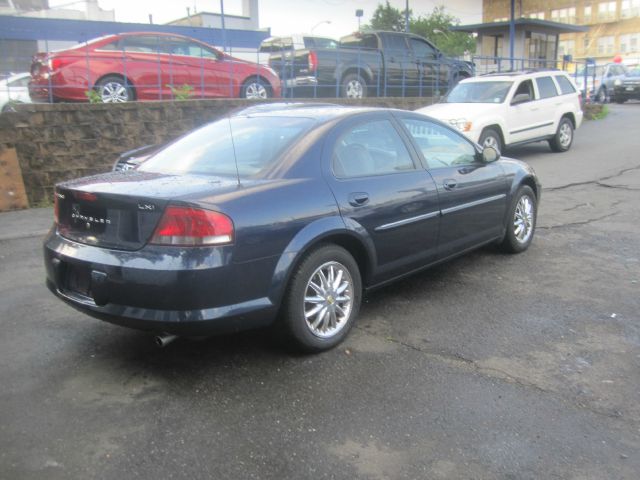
top-left (449, 118), bottom-right (472, 132)
top-left (614, 79), bottom-right (622, 86)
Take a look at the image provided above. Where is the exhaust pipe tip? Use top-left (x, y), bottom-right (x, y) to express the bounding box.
top-left (155, 333), bottom-right (178, 348)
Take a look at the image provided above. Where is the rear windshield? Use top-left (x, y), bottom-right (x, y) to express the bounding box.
top-left (304, 37), bottom-right (338, 49)
top-left (138, 116), bottom-right (315, 178)
top-left (445, 81), bottom-right (513, 103)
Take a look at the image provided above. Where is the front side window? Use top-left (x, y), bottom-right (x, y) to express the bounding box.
top-left (139, 116), bottom-right (315, 178)
top-left (409, 38), bottom-right (437, 58)
top-left (446, 81), bottom-right (513, 103)
top-left (402, 119), bottom-right (476, 169)
top-left (333, 120), bottom-right (415, 178)
top-left (513, 79), bottom-right (535, 101)
top-left (536, 76), bottom-right (558, 98)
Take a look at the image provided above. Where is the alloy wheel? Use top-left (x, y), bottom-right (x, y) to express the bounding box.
top-left (559, 122), bottom-right (572, 148)
top-left (345, 80), bottom-right (364, 98)
top-left (100, 82), bottom-right (129, 103)
top-left (513, 195), bottom-right (534, 244)
top-left (303, 261), bottom-right (354, 338)
top-left (244, 82), bottom-right (268, 99)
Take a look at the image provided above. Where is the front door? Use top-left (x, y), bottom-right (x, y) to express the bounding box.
top-left (325, 113), bottom-right (441, 282)
top-left (396, 114), bottom-right (508, 258)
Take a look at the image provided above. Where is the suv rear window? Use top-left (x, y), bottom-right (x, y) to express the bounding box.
top-left (554, 75), bottom-right (577, 95)
top-left (536, 76), bottom-right (558, 99)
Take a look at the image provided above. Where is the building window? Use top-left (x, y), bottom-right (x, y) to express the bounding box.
top-left (558, 40), bottom-right (576, 57)
top-left (529, 11), bottom-right (545, 19)
top-left (493, 17), bottom-right (508, 22)
top-left (551, 7), bottom-right (576, 24)
top-left (598, 2), bottom-right (617, 21)
top-left (597, 36), bottom-right (615, 55)
top-left (621, 0), bottom-right (640, 18)
top-left (620, 33), bottom-right (640, 53)
top-left (584, 5), bottom-right (592, 23)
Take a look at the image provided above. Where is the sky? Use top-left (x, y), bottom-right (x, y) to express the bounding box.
top-left (48, 0), bottom-right (482, 38)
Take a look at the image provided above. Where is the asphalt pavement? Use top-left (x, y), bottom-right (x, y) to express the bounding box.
top-left (1, 104), bottom-right (639, 479)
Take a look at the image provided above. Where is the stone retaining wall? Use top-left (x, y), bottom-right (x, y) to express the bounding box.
top-left (0, 97), bottom-right (431, 207)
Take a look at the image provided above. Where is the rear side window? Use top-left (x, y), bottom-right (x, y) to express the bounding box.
top-left (333, 120), bottom-right (415, 178)
top-left (555, 75), bottom-right (577, 95)
top-left (536, 76), bottom-right (558, 99)
top-left (340, 34), bottom-right (378, 50)
top-left (123, 36), bottom-right (161, 54)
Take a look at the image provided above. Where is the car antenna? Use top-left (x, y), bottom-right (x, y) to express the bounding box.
top-left (227, 114), bottom-right (241, 187)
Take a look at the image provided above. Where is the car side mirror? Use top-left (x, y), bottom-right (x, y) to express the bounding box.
top-left (482, 145), bottom-right (500, 163)
top-left (511, 93), bottom-right (531, 105)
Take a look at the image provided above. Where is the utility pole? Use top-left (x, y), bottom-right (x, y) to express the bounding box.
top-left (405, 0), bottom-right (409, 32)
top-left (509, 0), bottom-right (515, 69)
top-left (220, 0), bottom-right (227, 53)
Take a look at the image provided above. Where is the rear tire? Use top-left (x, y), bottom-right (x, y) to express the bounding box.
top-left (280, 244), bottom-right (362, 353)
top-left (499, 185), bottom-right (537, 254)
top-left (341, 73), bottom-right (367, 99)
top-left (548, 117), bottom-right (573, 152)
top-left (596, 87), bottom-right (607, 104)
top-left (95, 75), bottom-right (134, 103)
top-left (241, 77), bottom-right (271, 99)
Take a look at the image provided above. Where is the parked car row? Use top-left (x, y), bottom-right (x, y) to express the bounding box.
top-left (26, 29), bottom-right (473, 103)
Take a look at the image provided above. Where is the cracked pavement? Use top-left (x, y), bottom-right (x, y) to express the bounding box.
top-left (1, 104), bottom-right (639, 479)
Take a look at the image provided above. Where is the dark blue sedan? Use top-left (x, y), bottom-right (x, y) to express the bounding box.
top-left (44, 104), bottom-right (540, 352)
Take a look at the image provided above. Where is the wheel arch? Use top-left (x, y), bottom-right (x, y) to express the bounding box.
top-left (480, 124), bottom-right (505, 148)
top-left (560, 111), bottom-right (576, 129)
top-left (93, 73), bottom-right (137, 100)
top-left (339, 67), bottom-right (373, 89)
top-left (268, 219), bottom-right (376, 307)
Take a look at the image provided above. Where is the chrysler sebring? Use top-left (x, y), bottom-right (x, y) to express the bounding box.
top-left (44, 104), bottom-right (540, 352)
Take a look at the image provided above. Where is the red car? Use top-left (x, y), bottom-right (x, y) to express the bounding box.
top-left (29, 32), bottom-right (281, 102)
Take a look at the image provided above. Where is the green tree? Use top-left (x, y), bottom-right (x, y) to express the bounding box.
top-left (365, 0), bottom-right (410, 32)
top-left (411, 6), bottom-right (475, 57)
top-left (364, 3), bottom-right (475, 57)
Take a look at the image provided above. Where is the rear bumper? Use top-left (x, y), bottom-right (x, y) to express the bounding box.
top-left (43, 230), bottom-right (279, 335)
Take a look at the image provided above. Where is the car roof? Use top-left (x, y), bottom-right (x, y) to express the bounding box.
top-left (464, 70), bottom-right (571, 82)
top-left (230, 103), bottom-right (386, 121)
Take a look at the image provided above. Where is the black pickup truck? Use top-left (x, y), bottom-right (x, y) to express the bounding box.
top-left (268, 30), bottom-right (473, 98)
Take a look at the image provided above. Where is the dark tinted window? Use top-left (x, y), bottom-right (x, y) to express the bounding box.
top-left (402, 119), bottom-right (476, 168)
top-left (139, 116), bottom-right (315, 178)
top-left (333, 120), bottom-right (415, 178)
top-left (340, 34), bottom-right (378, 50)
top-left (166, 38), bottom-right (218, 59)
top-left (409, 38), bottom-right (437, 58)
top-left (554, 75), bottom-right (577, 94)
top-left (123, 36), bottom-right (161, 54)
top-left (536, 76), bottom-right (558, 98)
top-left (383, 34), bottom-right (408, 53)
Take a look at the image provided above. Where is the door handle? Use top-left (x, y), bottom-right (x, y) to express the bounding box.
top-left (443, 179), bottom-right (457, 190)
top-left (348, 192), bottom-right (369, 207)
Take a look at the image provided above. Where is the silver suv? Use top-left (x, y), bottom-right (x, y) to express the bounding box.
top-left (574, 63), bottom-right (628, 103)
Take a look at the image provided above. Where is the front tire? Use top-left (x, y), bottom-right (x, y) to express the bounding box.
top-left (95, 75), bottom-right (134, 103)
top-left (341, 73), bottom-right (367, 99)
top-left (499, 185), bottom-right (537, 254)
top-left (280, 245), bottom-right (362, 353)
top-left (548, 117), bottom-right (573, 152)
top-left (479, 128), bottom-right (503, 153)
top-left (596, 87), bottom-right (607, 103)
top-left (241, 77), bottom-right (271, 99)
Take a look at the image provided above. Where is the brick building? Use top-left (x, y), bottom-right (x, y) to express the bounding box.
top-left (483, 0), bottom-right (640, 62)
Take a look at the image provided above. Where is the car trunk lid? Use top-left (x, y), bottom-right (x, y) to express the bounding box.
top-left (55, 171), bottom-right (239, 251)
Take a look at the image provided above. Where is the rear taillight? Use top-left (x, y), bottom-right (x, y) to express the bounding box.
top-left (53, 193), bottom-right (59, 224)
top-left (308, 51), bottom-right (318, 72)
top-left (150, 206), bottom-right (234, 246)
top-left (48, 56), bottom-right (73, 72)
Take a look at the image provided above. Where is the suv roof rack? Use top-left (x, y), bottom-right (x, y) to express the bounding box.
top-left (480, 68), bottom-right (561, 77)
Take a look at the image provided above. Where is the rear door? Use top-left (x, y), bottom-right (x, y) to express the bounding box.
top-left (324, 112), bottom-right (440, 281)
top-left (379, 33), bottom-right (415, 97)
top-left (533, 75), bottom-right (561, 136)
top-left (396, 114), bottom-right (508, 257)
